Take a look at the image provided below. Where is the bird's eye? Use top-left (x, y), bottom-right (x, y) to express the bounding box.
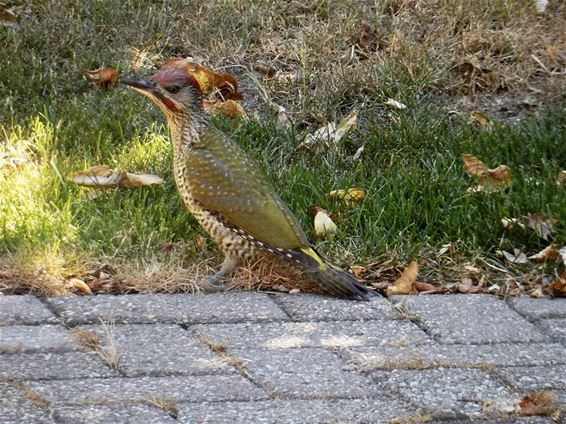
top-left (166, 86), bottom-right (180, 94)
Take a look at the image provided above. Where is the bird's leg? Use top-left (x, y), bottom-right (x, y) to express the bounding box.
top-left (206, 254), bottom-right (240, 288)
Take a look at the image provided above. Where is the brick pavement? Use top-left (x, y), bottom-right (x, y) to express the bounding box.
top-left (0, 292), bottom-right (565, 423)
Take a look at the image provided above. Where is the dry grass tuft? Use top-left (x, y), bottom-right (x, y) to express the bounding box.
top-left (72, 320), bottom-right (120, 369)
top-left (142, 396), bottom-right (178, 418)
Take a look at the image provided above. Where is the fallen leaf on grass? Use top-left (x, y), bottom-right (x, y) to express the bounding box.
top-left (462, 154), bottom-right (511, 192)
top-left (328, 188), bottom-right (365, 207)
top-left (253, 63), bottom-right (277, 78)
top-left (310, 206), bottom-right (337, 238)
top-left (69, 165), bottom-right (163, 189)
top-left (203, 99), bottom-right (247, 120)
top-left (276, 105), bottom-right (291, 129)
top-left (87, 67), bottom-right (119, 89)
top-left (470, 111), bottom-right (492, 128)
top-left (501, 217), bottom-right (525, 229)
top-left (350, 265), bottom-right (366, 279)
top-left (414, 281), bottom-right (444, 294)
top-left (557, 170), bottom-right (566, 186)
top-left (527, 213), bottom-right (557, 241)
top-left (456, 277), bottom-right (485, 293)
top-left (386, 261), bottom-right (418, 296)
top-left (535, 0), bottom-right (548, 14)
top-left (0, 4), bottom-right (17, 28)
top-left (497, 249), bottom-right (528, 264)
top-left (162, 58), bottom-right (242, 100)
top-left (437, 243), bottom-right (452, 256)
top-left (298, 110), bottom-right (358, 150)
top-left (385, 98), bottom-right (407, 110)
top-left (65, 278), bottom-right (92, 295)
top-left (528, 244), bottom-right (558, 261)
top-left (357, 22), bottom-right (374, 50)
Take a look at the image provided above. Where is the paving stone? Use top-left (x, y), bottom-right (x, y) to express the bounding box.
top-left (0, 295), bottom-right (58, 325)
top-left (538, 319), bottom-right (566, 343)
top-left (46, 292), bottom-right (288, 325)
top-left (509, 297), bottom-right (566, 321)
top-left (344, 343), bottom-right (566, 371)
top-left (495, 365), bottom-right (566, 391)
top-left (192, 319), bottom-right (432, 350)
top-left (0, 325), bottom-right (78, 353)
top-left (0, 351), bottom-right (117, 380)
top-left (392, 295), bottom-right (548, 344)
top-left (427, 419), bottom-right (555, 424)
top-left (0, 404), bottom-right (52, 424)
top-left (274, 293), bottom-right (396, 321)
top-left (373, 368), bottom-right (520, 418)
top-left (81, 324), bottom-right (232, 376)
top-left (231, 347), bottom-right (376, 398)
top-left (178, 397), bottom-right (414, 423)
top-left (27, 375), bottom-right (267, 405)
top-left (53, 404), bottom-right (176, 423)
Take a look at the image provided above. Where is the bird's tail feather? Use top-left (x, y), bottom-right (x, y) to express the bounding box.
top-left (293, 247), bottom-right (372, 300)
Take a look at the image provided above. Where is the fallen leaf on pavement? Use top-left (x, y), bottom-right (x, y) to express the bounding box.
top-left (518, 390), bottom-right (558, 417)
top-left (87, 67), bottom-right (119, 89)
top-left (386, 261), bottom-right (418, 296)
top-left (462, 154), bottom-right (511, 192)
top-left (528, 244), bottom-right (558, 261)
top-left (69, 165), bottom-right (163, 189)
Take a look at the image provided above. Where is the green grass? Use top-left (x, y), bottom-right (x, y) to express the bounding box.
top-left (1, 0), bottom-right (565, 294)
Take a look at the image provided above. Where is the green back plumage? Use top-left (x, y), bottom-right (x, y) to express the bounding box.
top-left (185, 129), bottom-right (309, 249)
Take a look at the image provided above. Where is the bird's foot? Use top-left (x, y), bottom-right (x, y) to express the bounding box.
top-left (200, 275), bottom-right (228, 293)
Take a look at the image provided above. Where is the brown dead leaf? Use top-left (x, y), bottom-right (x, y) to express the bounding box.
top-left (528, 244), bottom-right (558, 261)
top-left (414, 281), bottom-right (444, 294)
top-left (253, 63), bottom-right (277, 78)
top-left (87, 67), bottom-right (119, 89)
top-left (386, 261), bottom-right (418, 296)
top-left (455, 277), bottom-right (485, 293)
top-left (527, 213), bottom-right (557, 241)
top-left (328, 188), bottom-right (365, 207)
top-left (518, 390), bottom-right (558, 417)
top-left (162, 58), bottom-right (242, 100)
top-left (357, 22), bottom-right (374, 50)
top-left (470, 111), bottom-right (492, 128)
top-left (547, 270), bottom-right (566, 297)
top-left (65, 278), bottom-right (92, 295)
top-left (69, 165), bottom-right (163, 189)
top-left (203, 99), bottom-right (247, 120)
top-left (462, 154), bottom-right (511, 192)
top-left (350, 265), bottom-right (366, 279)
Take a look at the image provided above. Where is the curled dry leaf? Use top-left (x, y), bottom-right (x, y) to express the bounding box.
top-left (527, 213), bottom-right (557, 241)
top-left (456, 277), bottom-right (485, 294)
top-left (386, 261), bottom-right (418, 296)
top-left (556, 170), bottom-right (566, 186)
top-left (501, 217), bottom-right (525, 229)
top-left (414, 281), bottom-right (444, 294)
top-left (462, 154), bottom-right (511, 192)
top-left (328, 188), bottom-right (365, 207)
top-left (547, 270), bottom-right (566, 297)
top-left (384, 98), bottom-right (407, 110)
top-left (350, 265), bottom-right (366, 279)
top-left (310, 206), bottom-right (337, 238)
top-left (69, 165), bottom-right (163, 189)
top-left (203, 99), bottom-right (247, 120)
top-left (87, 67), bottom-right (119, 89)
top-left (497, 248), bottom-right (528, 264)
top-left (65, 278), bottom-right (92, 295)
top-left (253, 63), bottom-right (277, 78)
top-left (528, 244), bottom-right (558, 261)
top-left (298, 110), bottom-right (358, 150)
top-left (162, 58), bottom-right (243, 100)
top-left (518, 390), bottom-right (558, 417)
top-left (470, 111), bottom-right (492, 128)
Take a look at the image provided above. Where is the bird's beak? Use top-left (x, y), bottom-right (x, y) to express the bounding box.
top-left (119, 77), bottom-right (157, 95)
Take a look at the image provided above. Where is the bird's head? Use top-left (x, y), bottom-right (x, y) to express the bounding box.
top-left (120, 69), bottom-right (203, 117)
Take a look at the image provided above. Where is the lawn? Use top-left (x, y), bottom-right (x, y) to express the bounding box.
top-left (1, 0), bottom-right (564, 296)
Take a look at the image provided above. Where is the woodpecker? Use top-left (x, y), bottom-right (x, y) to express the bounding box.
top-left (120, 69), bottom-right (371, 300)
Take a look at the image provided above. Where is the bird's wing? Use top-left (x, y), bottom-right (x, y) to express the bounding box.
top-left (184, 131), bottom-right (309, 250)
